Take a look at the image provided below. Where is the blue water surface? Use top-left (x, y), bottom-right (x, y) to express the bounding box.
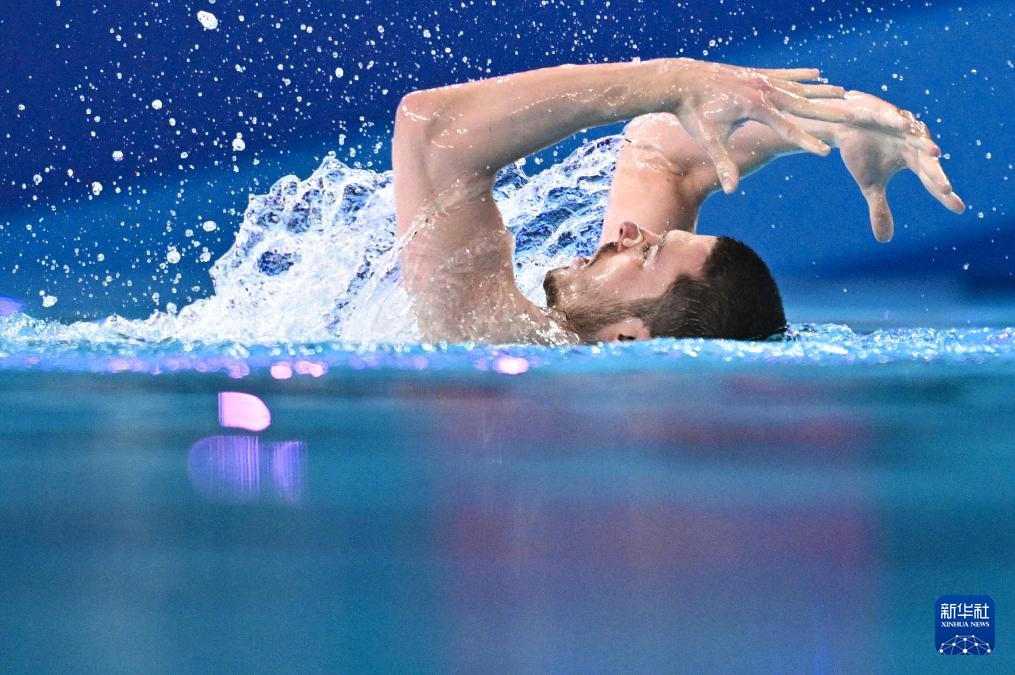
top-left (1, 286), bottom-right (1013, 673)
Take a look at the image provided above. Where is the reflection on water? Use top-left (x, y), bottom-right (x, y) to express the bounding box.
top-left (187, 435), bottom-right (306, 505)
top-left (218, 391), bottom-right (272, 432)
top-left (269, 360), bottom-right (328, 379)
top-left (491, 355), bottom-right (530, 375)
top-left (187, 435), bottom-right (261, 502)
top-left (270, 440), bottom-right (307, 504)
top-left (0, 367), bottom-right (1011, 673)
top-left (190, 393), bottom-right (305, 503)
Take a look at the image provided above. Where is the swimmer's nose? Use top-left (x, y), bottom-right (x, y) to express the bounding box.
top-left (617, 221), bottom-right (642, 251)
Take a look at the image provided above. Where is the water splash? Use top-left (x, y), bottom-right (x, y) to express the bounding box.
top-left (0, 136), bottom-right (1011, 374)
top-left (2, 136), bottom-right (622, 345)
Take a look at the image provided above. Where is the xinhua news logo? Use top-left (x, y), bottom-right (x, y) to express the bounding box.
top-left (936, 595), bottom-right (994, 655)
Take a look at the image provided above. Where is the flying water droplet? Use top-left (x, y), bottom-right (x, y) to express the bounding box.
top-left (197, 10), bottom-right (219, 31)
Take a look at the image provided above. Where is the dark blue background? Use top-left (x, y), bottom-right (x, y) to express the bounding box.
top-left (0, 0), bottom-right (1010, 319)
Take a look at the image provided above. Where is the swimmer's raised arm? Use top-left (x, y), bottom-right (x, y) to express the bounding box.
top-left (393, 58), bottom-right (855, 231)
top-left (605, 91), bottom-right (964, 242)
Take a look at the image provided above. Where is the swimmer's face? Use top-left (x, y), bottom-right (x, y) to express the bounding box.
top-left (543, 221), bottom-right (717, 312)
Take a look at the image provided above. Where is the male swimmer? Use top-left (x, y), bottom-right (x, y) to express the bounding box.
top-left (392, 58), bottom-right (964, 344)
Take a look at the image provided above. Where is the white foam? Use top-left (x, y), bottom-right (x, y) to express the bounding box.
top-left (16, 138), bottom-right (621, 345)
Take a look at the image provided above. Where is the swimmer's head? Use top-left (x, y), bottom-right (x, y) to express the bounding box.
top-left (543, 222), bottom-right (785, 342)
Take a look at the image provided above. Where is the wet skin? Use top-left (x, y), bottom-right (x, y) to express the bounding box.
top-left (544, 221), bottom-right (717, 309)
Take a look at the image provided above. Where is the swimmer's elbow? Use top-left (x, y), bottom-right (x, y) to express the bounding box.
top-left (394, 89), bottom-right (476, 182)
top-left (394, 85), bottom-right (492, 182)
top-left (395, 91), bottom-right (441, 141)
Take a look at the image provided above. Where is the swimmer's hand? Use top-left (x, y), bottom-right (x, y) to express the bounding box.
top-left (668, 59), bottom-right (851, 194)
top-left (817, 91), bottom-right (965, 242)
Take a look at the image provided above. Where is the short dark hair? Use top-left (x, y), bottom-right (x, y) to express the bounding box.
top-left (557, 236), bottom-right (786, 341)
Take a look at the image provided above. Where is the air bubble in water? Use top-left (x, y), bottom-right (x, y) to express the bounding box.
top-left (202, 220), bottom-right (218, 232)
top-left (112, 150), bottom-right (124, 161)
top-left (32, 174), bottom-right (42, 185)
top-left (197, 10), bottom-right (219, 30)
top-left (167, 247), bottom-right (181, 264)
top-left (42, 295), bottom-right (57, 308)
top-left (91, 181), bottom-right (103, 196)
top-left (334, 67), bottom-right (344, 78)
top-left (151, 99), bottom-right (163, 110)
top-left (232, 134), bottom-right (246, 152)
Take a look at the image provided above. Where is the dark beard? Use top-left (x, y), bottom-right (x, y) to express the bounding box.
top-left (543, 241), bottom-right (617, 306)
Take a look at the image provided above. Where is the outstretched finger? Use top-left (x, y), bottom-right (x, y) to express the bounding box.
top-left (918, 174), bottom-right (966, 214)
top-left (706, 139), bottom-right (740, 194)
top-left (777, 80), bottom-right (847, 99)
top-left (768, 90), bottom-right (852, 124)
top-left (756, 108), bottom-right (831, 155)
top-left (752, 67), bottom-right (822, 82)
top-left (681, 114), bottom-right (741, 193)
top-left (916, 157), bottom-right (966, 213)
top-left (702, 132), bottom-right (742, 191)
top-left (906, 134), bottom-right (940, 156)
top-left (861, 185), bottom-right (895, 242)
top-left (914, 152), bottom-right (954, 193)
top-left (842, 91), bottom-right (909, 130)
top-left (940, 191), bottom-right (966, 214)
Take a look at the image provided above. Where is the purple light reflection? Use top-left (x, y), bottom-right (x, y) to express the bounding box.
top-left (187, 435), bottom-right (261, 502)
top-left (492, 355), bottom-right (529, 375)
top-left (271, 441), bottom-right (307, 504)
top-left (270, 362), bottom-right (293, 379)
top-left (218, 391), bottom-right (271, 432)
top-left (187, 435), bottom-right (307, 505)
top-left (293, 359), bottom-right (327, 377)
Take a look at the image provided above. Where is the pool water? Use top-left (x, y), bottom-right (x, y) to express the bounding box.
top-left (1, 284), bottom-right (1012, 672)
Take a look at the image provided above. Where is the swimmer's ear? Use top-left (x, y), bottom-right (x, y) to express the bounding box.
top-left (595, 317), bottom-right (651, 343)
